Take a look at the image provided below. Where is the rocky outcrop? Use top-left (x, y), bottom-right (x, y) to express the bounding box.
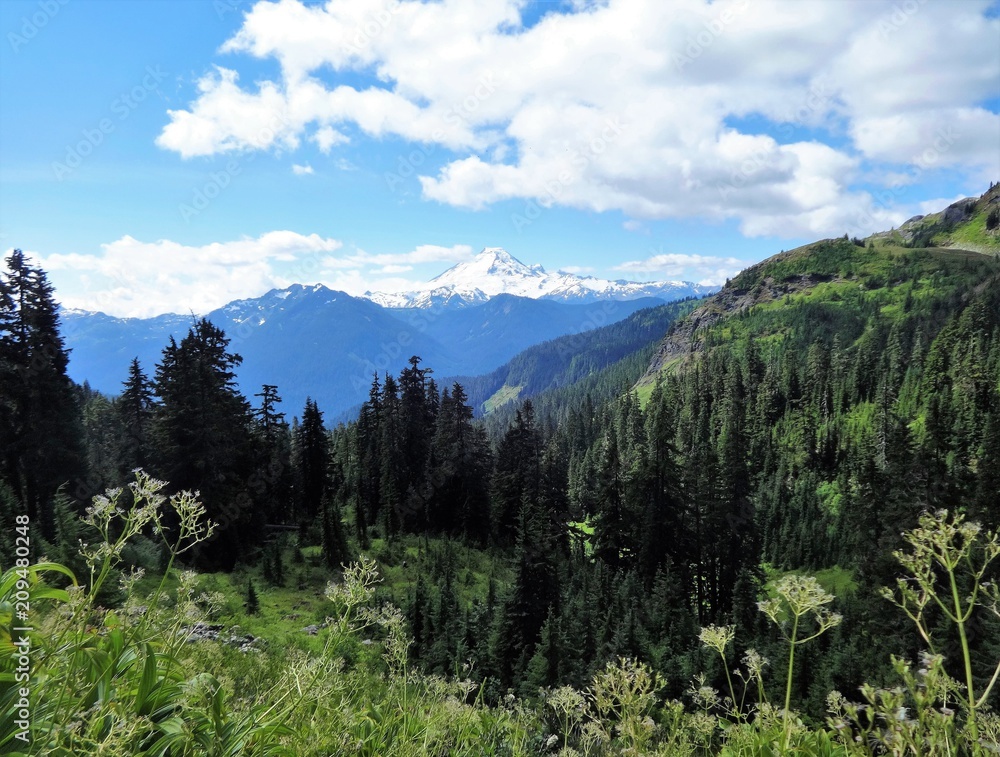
top-left (941, 198), bottom-right (977, 225)
top-left (181, 622), bottom-right (262, 652)
top-left (641, 270), bottom-right (839, 379)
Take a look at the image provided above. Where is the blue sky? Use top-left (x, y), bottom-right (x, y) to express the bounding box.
top-left (1, 0), bottom-right (997, 317)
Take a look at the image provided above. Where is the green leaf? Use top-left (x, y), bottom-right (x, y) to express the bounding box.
top-left (135, 643), bottom-right (158, 715)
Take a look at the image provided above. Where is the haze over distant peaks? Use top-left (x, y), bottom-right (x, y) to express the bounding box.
top-left (57, 246), bottom-right (719, 415)
top-left (363, 247), bottom-right (716, 308)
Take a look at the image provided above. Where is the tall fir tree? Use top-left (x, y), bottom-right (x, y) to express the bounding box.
top-left (425, 382), bottom-right (492, 541)
top-left (153, 318), bottom-right (254, 568)
top-left (0, 250), bottom-right (86, 536)
top-left (117, 357), bottom-right (156, 478)
top-left (251, 384), bottom-right (293, 524)
top-left (490, 401), bottom-right (542, 545)
top-left (379, 374), bottom-right (405, 535)
top-left (293, 398), bottom-right (329, 526)
top-left (355, 374), bottom-right (382, 538)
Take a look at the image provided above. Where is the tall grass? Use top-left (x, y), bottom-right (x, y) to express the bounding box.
top-left (2, 475), bottom-right (998, 755)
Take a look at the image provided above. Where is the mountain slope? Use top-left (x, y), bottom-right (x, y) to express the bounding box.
top-left (639, 185), bottom-right (1000, 385)
top-left (62, 285), bottom-right (462, 411)
top-left (447, 298), bottom-right (699, 415)
top-left (61, 288), bottom-right (666, 417)
top-left (413, 294), bottom-right (668, 377)
top-left (457, 187), bottom-right (1000, 436)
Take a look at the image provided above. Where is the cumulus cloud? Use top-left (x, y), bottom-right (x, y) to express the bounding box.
top-left (352, 243), bottom-right (474, 267)
top-left (313, 126), bottom-right (349, 153)
top-left (156, 0), bottom-right (1000, 238)
top-left (614, 252), bottom-right (751, 286)
top-left (292, 163), bottom-right (314, 174)
top-left (19, 235), bottom-right (480, 318)
top-left (25, 232), bottom-right (342, 318)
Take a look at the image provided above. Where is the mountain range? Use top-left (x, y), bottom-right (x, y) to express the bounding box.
top-left (363, 247), bottom-right (714, 308)
top-left (60, 248), bottom-right (714, 417)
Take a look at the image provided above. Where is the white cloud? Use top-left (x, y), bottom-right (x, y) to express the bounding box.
top-left (156, 0), bottom-right (1000, 238)
top-left (18, 235), bottom-right (480, 317)
top-left (614, 252), bottom-right (750, 285)
top-left (917, 194), bottom-right (972, 216)
top-left (292, 163), bottom-right (314, 174)
top-left (376, 264), bottom-right (413, 274)
top-left (25, 232), bottom-right (342, 318)
top-left (157, 67), bottom-right (299, 158)
top-left (353, 243), bottom-right (474, 267)
top-left (313, 126), bottom-right (349, 153)
top-left (558, 265), bottom-right (595, 275)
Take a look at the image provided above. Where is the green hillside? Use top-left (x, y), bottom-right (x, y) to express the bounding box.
top-left (450, 297), bottom-right (699, 415)
top-left (640, 184), bottom-right (1000, 386)
top-left (4, 187), bottom-right (1000, 755)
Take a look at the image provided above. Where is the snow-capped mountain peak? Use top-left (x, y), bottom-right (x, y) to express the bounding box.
top-left (428, 247), bottom-right (544, 292)
top-left (363, 247), bottom-right (717, 309)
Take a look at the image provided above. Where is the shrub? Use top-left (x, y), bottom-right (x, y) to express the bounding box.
top-left (4, 479), bottom-right (998, 756)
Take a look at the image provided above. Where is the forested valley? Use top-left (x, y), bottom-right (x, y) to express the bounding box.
top-left (2, 187), bottom-right (1000, 755)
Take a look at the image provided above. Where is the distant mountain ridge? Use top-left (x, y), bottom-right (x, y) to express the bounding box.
top-left (446, 299), bottom-right (699, 416)
top-left (363, 247), bottom-right (715, 308)
top-left (60, 289), bottom-right (675, 418)
top-left (59, 246), bottom-right (717, 416)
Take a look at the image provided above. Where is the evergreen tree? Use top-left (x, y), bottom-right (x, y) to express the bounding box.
top-left (425, 383), bottom-right (492, 541)
top-left (490, 401), bottom-right (542, 545)
top-left (379, 374), bottom-right (405, 535)
top-left (294, 398), bottom-right (329, 525)
top-left (153, 318), bottom-right (254, 568)
top-left (0, 250), bottom-right (86, 536)
top-left (491, 501), bottom-right (560, 688)
top-left (80, 387), bottom-right (121, 494)
top-left (635, 392), bottom-right (688, 585)
top-left (523, 609), bottom-right (561, 696)
top-left (973, 412), bottom-right (1000, 523)
top-left (399, 356), bottom-right (434, 501)
top-left (592, 431), bottom-right (629, 568)
top-left (321, 454), bottom-right (349, 569)
top-left (244, 577), bottom-right (260, 615)
top-left (355, 374), bottom-right (382, 537)
top-left (251, 384), bottom-right (292, 524)
top-left (117, 357), bottom-right (155, 476)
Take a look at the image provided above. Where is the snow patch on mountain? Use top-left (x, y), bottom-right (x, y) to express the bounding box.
top-left (363, 248), bottom-right (716, 308)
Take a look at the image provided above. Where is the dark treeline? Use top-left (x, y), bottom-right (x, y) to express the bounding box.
top-left (2, 239), bottom-right (999, 719)
top-left (0, 250), bottom-right (341, 571)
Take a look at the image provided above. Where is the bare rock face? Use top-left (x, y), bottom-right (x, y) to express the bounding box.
top-left (942, 198), bottom-right (977, 225)
top-left (642, 268), bottom-right (833, 378)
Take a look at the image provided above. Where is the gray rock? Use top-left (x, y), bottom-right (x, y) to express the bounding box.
top-left (181, 622), bottom-right (261, 651)
top-left (942, 198), bottom-right (977, 225)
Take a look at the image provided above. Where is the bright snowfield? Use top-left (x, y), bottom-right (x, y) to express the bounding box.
top-left (363, 248), bottom-right (715, 309)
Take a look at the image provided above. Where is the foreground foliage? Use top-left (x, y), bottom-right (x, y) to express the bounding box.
top-left (2, 476), bottom-right (999, 755)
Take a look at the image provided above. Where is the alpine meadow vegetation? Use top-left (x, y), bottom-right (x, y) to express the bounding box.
top-left (2, 186), bottom-right (1000, 754)
top-left (2, 477), bottom-right (999, 754)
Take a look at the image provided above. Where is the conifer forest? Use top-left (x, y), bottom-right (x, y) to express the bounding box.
top-left (3, 186), bottom-right (1000, 754)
